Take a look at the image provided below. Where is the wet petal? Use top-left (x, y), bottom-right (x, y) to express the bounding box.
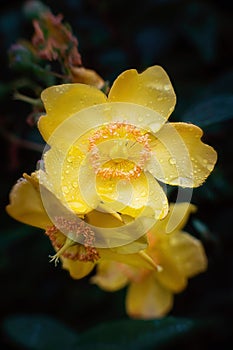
top-left (6, 173), bottom-right (52, 229)
top-left (108, 65), bottom-right (176, 121)
top-left (126, 274), bottom-right (173, 319)
top-left (43, 145), bottom-right (93, 214)
top-left (91, 261), bottom-right (128, 291)
top-left (147, 122), bottom-right (217, 187)
top-left (151, 202), bottom-right (197, 235)
top-left (38, 84), bottom-right (107, 142)
top-left (95, 171), bottom-right (168, 220)
top-left (85, 209), bottom-right (148, 251)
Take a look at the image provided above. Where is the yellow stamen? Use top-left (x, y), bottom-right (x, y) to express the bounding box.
top-left (49, 237), bottom-right (74, 265)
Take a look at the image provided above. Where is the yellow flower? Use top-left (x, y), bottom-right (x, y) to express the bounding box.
top-left (6, 65), bottom-right (216, 280)
top-left (6, 172), bottom-right (156, 279)
top-left (37, 65), bottom-right (217, 233)
top-left (91, 203), bottom-right (208, 319)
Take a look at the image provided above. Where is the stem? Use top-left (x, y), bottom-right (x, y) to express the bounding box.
top-left (13, 92), bottom-right (42, 107)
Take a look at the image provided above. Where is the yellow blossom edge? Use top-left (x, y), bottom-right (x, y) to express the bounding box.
top-left (147, 122), bottom-right (217, 188)
top-left (38, 64), bottom-right (176, 144)
top-left (38, 83), bottom-right (108, 142)
top-left (6, 172), bottom-right (52, 229)
top-left (108, 65), bottom-right (176, 121)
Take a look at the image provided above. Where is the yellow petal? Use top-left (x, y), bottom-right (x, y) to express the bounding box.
top-left (6, 173), bottom-right (52, 229)
top-left (62, 258), bottom-right (95, 279)
top-left (151, 202), bottom-right (197, 235)
top-left (108, 65), bottom-right (176, 121)
top-left (168, 231), bottom-right (208, 278)
top-left (82, 172), bottom-right (168, 250)
top-left (91, 261), bottom-right (128, 291)
top-left (96, 171), bottom-right (168, 220)
top-left (147, 122), bottom-right (217, 187)
top-left (38, 83), bottom-right (107, 142)
top-left (151, 250), bottom-right (187, 293)
top-left (147, 228), bottom-right (187, 292)
top-left (126, 274), bottom-right (173, 319)
top-left (43, 145), bottom-right (92, 214)
top-left (110, 236), bottom-right (148, 255)
top-left (88, 212), bottom-right (149, 253)
top-left (98, 249), bottom-right (157, 271)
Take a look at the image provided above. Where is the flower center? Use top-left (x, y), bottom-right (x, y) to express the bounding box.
top-left (45, 216), bottom-right (100, 263)
top-left (88, 122), bottom-right (151, 180)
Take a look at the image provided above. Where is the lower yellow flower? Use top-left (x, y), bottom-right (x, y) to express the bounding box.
top-left (6, 172), bottom-right (157, 279)
top-left (91, 203), bottom-right (207, 319)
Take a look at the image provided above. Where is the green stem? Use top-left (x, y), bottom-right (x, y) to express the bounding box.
top-left (13, 92), bottom-right (42, 107)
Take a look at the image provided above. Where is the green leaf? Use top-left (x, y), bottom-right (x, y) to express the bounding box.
top-left (3, 314), bottom-right (79, 350)
top-left (8, 44), bottom-right (55, 85)
top-left (182, 94), bottom-right (233, 127)
top-left (77, 317), bottom-right (198, 350)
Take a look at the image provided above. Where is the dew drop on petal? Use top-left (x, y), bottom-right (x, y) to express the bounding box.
top-left (62, 186), bottom-right (69, 194)
top-left (178, 177), bottom-right (193, 187)
top-left (169, 157), bottom-right (177, 165)
top-left (164, 84), bottom-right (171, 91)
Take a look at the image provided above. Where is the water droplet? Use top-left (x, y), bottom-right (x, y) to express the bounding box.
top-left (178, 177), bottom-right (193, 187)
top-left (72, 181), bottom-right (78, 188)
top-left (164, 84), bottom-right (171, 91)
top-left (169, 157), bottom-right (177, 165)
top-left (207, 164), bottom-right (213, 171)
top-left (62, 186), bottom-right (69, 194)
top-left (67, 156), bottom-right (73, 163)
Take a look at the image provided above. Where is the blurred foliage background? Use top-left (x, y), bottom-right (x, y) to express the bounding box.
top-left (0, 0), bottom-right (233, 349)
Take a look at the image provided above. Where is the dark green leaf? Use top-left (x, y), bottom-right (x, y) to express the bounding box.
top-left (3, 314), bottom-right (79, 350)
top-left (77, 317), bottom-right (198, 350)
top-left (182, 94), bottom-right (233, 127)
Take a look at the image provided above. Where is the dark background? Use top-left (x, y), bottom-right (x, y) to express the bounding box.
top-left (0, 0), bottom-right (233, 349)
